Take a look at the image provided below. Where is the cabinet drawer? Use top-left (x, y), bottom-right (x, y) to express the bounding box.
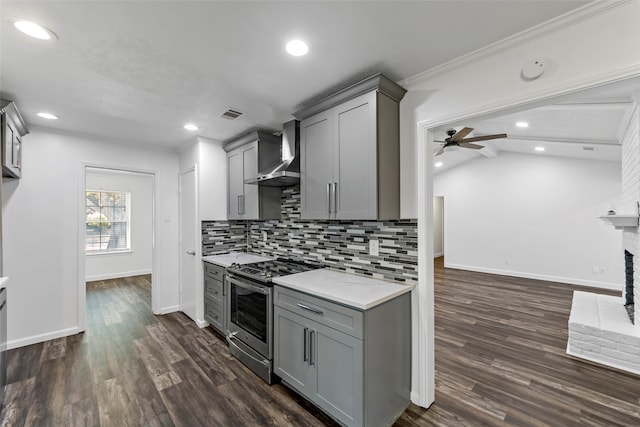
top-left (204, 276), bottom-right (224, 303)
top-left (203, 262), bottom-right (224, 281)
top-left (205, 298), bottom-right (224, 331)
top-left (274, 286), bottom-right (363, 339)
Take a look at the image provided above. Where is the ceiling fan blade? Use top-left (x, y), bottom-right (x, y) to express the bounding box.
top-left (435, 147), bottom-right (445, 156)
top-left (459, 142), bottom-right (484, 150)
top-left (461, 133), bottom-right (507, 143)
top-left (450, 127), bottom-right (473, 142)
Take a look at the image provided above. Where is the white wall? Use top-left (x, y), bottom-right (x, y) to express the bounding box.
top-left (85, 169), bottom-right (153, 281)
top-left (400, 1), bottom-right (640, 219)
top-left (2, 127), bottom-right (180, 349)
top-left (433, 197), bottom-right (444, 257)
top-left (178, 136), bottom-right (227, 221)
top-left (178, 136), bottom-right (227, 327)
top-left (434, 153), bottom-right (623, 289)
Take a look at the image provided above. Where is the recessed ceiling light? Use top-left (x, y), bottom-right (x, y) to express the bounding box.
top-left (435, 162), bottom-right (443, 168)
top-left (11, 19), bottom-right (57, 40)
top-left (285, 40), bottom-right (309, 56)
top-left (37, 112), bottom-right (58, 120)
top-left (516, 121), bottom-right (529, 128)
top-left (184, 124), bottom-right (198, 131)
top-left (534, 146), bottom-right (545, 152)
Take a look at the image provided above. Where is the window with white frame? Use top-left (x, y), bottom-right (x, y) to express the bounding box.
top-left (85, 190), bottom-right (131, 253)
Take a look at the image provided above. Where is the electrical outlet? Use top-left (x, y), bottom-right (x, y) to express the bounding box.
top-left (262, 231), bottom-right (267, 242)
top-left (592, 266), bottom-right (599, 274)
top-left (369, 239), bottom-right (379, 256)
top-left (505, 259), bottom-right (511, 266)
top-left (599, 267), bottom-right (606, 275)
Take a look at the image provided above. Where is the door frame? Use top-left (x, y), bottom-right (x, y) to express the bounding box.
top-left (78, 163), bottom-right (157, 332)
top-left (414, 77), bottom-right (640, 408)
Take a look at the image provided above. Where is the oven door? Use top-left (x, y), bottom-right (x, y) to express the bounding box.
top-left (226, 274), bottom-right (272, 358)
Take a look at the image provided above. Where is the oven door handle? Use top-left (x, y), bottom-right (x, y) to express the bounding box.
top-left (227, 333), bottom-right (270, 368)
top-left (227, 276), bottom-right (270, 295)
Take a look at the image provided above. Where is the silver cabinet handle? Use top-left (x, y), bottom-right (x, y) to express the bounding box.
top-left (240, 195), bottom-right (245, 215)
top-left (227, 333), bottom-right (270, 368)
top-left (186, 251), bottom-right (196, 256)
top-left (326, 183), bottom-right (331, 214)
top-left (303, 327), bottom-right (309, 362)
top-left (332, 182), bottom-right (337, 215)
top-left (237, 195), bottom-right (242, 215)
top-left (309, 330), bottom-right (315, 366)
top-left (297, 303), bottom-right (324, 316)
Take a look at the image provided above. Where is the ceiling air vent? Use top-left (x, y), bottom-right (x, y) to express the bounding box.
top-left (220, 108), bottom-right (243, 120)
top-left (583, 146), bottom-right (595, 151)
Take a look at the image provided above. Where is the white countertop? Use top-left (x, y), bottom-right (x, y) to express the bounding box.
top-left (273, 268), bottom-right (414, 310)
top-left (0, 277), bottom-right (7, 289)
top-left (202, 252), bottom-right (273, 267)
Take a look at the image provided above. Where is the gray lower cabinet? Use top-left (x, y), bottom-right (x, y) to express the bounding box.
top-left (273, 286), bottom-right (411, 427)
top-left (203, 262), bottom-right (226, 333)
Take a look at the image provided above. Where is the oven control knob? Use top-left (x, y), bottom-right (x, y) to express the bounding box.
top-left (265, 272), bottom-right (272, 278)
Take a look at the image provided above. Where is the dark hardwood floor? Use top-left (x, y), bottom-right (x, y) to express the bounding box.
top-left (2, 260), bottom-right (640, 426)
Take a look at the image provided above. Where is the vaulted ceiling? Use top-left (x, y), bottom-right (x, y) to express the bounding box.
top-left (432, 76), bottom-right (640, 172)
top-left (1, 1), bottom-right (591, 148)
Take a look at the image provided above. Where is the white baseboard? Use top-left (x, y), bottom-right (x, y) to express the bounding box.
top-left (86, 269), bottom-right (152, 282)
top-left (196, 319), bottom-right (209, 328)
top-left (8, 326), bottom-right (81, 350)
top-left (444, 262), bottom-right (620, 291)
top-left (433, 252), bottom-right (444, 258)
top-left (155, 304), bottom-right (179, 315)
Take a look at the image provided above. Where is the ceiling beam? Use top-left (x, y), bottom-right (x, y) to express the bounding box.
top-left (505, 136), bottom-right (619, 146)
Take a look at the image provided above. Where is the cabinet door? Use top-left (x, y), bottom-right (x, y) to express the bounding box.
top-left (227, 150), bottom-right (244, 219)
top-left (242, 144), bottom-right (259, 219)
top-left (273, 307), bottom-right (314, 395)
top-left (313, 323), bottom-right (364, 427)
top-left (300, 110), bottom-right (333, 219)
top-left (334, 91), bottom-right (377, 220)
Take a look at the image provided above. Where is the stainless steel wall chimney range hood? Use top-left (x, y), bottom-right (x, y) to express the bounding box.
top-left (245, 120), bottom-right (300, 187)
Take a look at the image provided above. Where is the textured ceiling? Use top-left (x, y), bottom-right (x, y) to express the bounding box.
top-left (0, 0), bottom-right (590, 148)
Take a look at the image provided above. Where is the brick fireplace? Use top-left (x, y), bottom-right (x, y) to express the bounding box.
top-left (567, 101), bottom-right (640, 375)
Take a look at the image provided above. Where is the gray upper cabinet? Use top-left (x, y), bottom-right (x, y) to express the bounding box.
top-left (224, 131), bottom-right (281, 220)
top-left (1, 100), bottom-right (28, 179)
top-left (296, 74), bottom-right (406, 220)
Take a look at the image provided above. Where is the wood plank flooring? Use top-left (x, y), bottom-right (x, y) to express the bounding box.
top-left (2, 260), bottom-right (640, 426)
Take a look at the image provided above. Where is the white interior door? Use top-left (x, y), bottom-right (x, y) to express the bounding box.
top-left (180, 168), bottom-right (197, 321)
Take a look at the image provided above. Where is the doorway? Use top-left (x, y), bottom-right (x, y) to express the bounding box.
top-left (80, 165), bottom-right (156, 331)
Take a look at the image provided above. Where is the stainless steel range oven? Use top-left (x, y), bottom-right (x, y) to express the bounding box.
top-left (226, 258), bottom-right (322, 384)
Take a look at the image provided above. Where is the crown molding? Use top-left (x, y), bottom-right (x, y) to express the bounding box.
top-left (418, 63), bottom-right (640, 131)
top-left (402, 0), bottom-right (633, 89)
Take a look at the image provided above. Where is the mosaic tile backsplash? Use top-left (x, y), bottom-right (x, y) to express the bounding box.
top-left (202, 186), bottom-right (417, 284)
top-left (201, 220), bottom-right (246, 255)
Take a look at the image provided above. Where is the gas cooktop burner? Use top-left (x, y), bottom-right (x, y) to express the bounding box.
top-left (228, 258), bottom-right (323, 283)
